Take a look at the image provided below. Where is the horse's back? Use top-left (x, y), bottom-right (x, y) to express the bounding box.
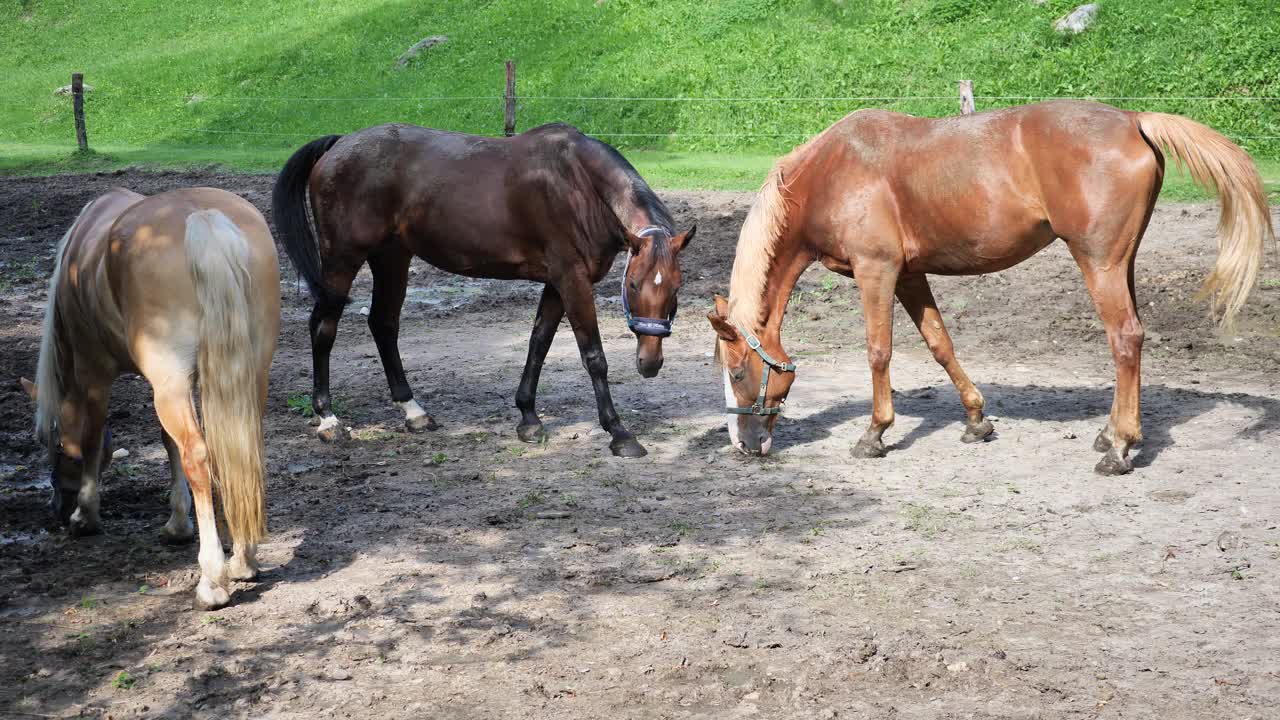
top-left (804, 101), bottom-right (1158, 273)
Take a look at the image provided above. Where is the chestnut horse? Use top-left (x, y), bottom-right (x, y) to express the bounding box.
top-left (708, 100), bottom-right (1273, 474)
top-left (22, 187), bottom-right (279, 608)
top-left (273, 123), bottom-right (694, 458)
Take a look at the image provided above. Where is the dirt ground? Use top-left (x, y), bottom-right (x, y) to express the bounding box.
top-left (1, 170), bottom-right (1279, 719)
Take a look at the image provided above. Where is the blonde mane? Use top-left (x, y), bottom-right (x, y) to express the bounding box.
top-left (34, 200), bottom-right (94, 444)
top-left (726, 127), bottom-right (832, 331)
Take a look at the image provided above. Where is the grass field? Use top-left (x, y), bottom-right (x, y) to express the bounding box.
top-left (4, 2), bottom-right (1279, 148)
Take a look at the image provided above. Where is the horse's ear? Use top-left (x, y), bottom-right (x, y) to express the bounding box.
top-left (19, 377), bottom-right (37, 402)
top-left (707, 296), bottom-right (739, 342)
top-left (623, 229), bottom-right (644, 255)
top-left (671, 224), bottom-right (697, 253)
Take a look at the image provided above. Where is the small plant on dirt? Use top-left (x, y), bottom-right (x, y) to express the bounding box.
top-left (286, 391), bottom-right (314, 417)
top-left (107, 462), bottom-right (138, 481)
top-left (517, 492), bottom-right (545, 509)
top-left (137, 584), bottom-right (149, 594)
top-left (286, 393), bottom-right (347, 418)
top-left (201, 615), bottom-right (226, 625)
top-left (1259, 278), bottom-right (1280, 289)
top-left (78, 596), bottom-right (98, 610)
top-left (431, 451), bottom-right (448, 464)
top-left (112, 670), bottom-right (135, 690)
top-left (68, 631), bottom-right (95, 655)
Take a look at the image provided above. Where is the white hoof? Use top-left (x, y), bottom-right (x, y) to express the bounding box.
top-left (194, 577), bottom-right (231, 610)
top-left (226, 554), bottom-right (259, 581)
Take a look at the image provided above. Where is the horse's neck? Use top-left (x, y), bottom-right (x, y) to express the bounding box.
top-left (576, 138), bottom-right (668, 236)
top-left (754, 242), bottom-right (814, 342)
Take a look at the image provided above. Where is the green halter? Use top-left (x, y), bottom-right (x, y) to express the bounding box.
top-left (726, 327), bottom-right (796, 416)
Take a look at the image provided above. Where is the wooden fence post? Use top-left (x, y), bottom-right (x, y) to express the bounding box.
top-left (958, 79), bottom-right (975, 116)
top-left (72, 72), bottom-right (88, 151)
top-left (504, 60), bottom-right (516, 137)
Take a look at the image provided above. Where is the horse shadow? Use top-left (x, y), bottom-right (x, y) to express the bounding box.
top-left (691, 382), bottom-right (1280, 468)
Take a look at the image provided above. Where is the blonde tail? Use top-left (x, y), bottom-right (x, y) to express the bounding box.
top-left (1136, 112), bottom-right (1275, 329)
top-left (185, 210), bottom-right (268, 544)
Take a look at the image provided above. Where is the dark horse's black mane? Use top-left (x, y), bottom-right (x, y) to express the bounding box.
top-left (529, 122), bottom-right (675, 242)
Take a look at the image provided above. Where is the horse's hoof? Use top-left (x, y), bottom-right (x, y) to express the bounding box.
top-left (405, 414), bottom-right (440, 433)
top-left (516, 423), bottom-right (547, 444)
top-left (610, 436), bottom-right (648, 458)
top-left (160, 527), bottom-right (195, 546)
top-left (851, 438), bottom-right (887, 459)
top-left (316, 423), bottom-right (349, 444)
top-left (68, 512), bottom-right (102, 538)
top-left (960, 419), bottom-right (995, 444)
top-left (194, 578), bottom-right (231, 610)
top-left (1093, 451), bottom-right (1133, 477)
top-left (1092, 429), bottom-right (1113, 453)
top-left (226, 558), bottom-right (259, 582)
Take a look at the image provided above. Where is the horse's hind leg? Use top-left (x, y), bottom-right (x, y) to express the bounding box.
top-left (515, 285), bottom-right (565, 443)
top-left (309, 265), bottom-right (358, 443)
top-left (151, 381), bottom-right (230, 609)
top-left (368, 246), bottom-right (437, 433)
top-left (851, 261), bottom-right (901, 458)
top-left (895, 274), bottom-right (993, 443)
top-left (159, 429), bottom-right (194, 544)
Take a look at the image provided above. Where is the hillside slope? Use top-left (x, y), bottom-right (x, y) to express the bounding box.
top-left (3, 1), bottom-right (1278, 154)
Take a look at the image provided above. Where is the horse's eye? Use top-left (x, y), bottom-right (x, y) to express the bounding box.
top-left (629, 281), bottom-right (638, 291)
top-left (731, 368), bottom-right (746, 382)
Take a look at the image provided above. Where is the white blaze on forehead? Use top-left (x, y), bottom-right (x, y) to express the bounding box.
top-left (723, 367), bottom-right (741, 448)
top-left (654, 271), bottom-right (663, 286)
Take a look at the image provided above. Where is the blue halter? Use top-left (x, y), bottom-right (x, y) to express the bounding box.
top-left (620, 226), bottom-right (676, 338)
top-left (725, 327), bottom-right (796, 416)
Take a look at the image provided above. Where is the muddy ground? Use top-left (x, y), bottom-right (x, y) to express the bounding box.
top-left (1, 170), bottom-right (1279, 719)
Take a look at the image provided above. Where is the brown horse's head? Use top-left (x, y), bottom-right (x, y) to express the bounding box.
top-left (623, 225), bottom-right (695, 378)
top-left (707, 296), bottom-right (796, 455)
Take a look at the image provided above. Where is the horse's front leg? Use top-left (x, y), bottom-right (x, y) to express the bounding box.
top-left (852, 262), bottom-right (900, 459)
top-left (68, 388), bottom-right (110, 537)
top-left (515, 285), bottom-right (566, 443)
top-left (556, 278), bottom-right (646, 458)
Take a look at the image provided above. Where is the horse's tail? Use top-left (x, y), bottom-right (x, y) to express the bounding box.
top-left (1135, 112), bottom-right (1275, 328)
top-left (185, 210), bottom-right (268, 545)
top-left (272, 135), bottom-right (344, 309)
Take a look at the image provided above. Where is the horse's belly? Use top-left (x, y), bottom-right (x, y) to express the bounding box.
top-left (905, 225), bottom-right (1055, 275)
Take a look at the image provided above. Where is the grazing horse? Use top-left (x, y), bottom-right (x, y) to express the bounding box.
top-left (273, 122), bottom-right (694, 457)
top-left (708, 100), bottom-right (1273, 475)
top-left (22, 187), bottom-right (280, 609)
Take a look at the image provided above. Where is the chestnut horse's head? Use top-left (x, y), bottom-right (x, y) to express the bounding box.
top-left (622, 225), bottom-right (695, 378)
top-left (707, 296), bottom-right (796, 455)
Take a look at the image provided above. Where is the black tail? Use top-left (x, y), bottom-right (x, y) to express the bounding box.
top-left (272, 135), bottom-right (343, 308)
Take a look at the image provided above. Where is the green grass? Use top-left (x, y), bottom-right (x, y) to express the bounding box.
top-left (3, 1), bottom-right (1278, 155)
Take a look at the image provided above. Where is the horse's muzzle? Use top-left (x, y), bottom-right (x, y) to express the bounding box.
top-left (635, 337), bottom-right (664, 378)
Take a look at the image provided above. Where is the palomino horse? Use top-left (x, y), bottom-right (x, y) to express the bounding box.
top-left (709, 100), bottom-right (1273, 475)
top-left (273, 122), bottom-right (694, 457)
top-left (22, 187), bottom-right (279, 609)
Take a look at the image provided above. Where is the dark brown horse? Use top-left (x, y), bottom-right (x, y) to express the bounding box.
top-left (273, 123), bottom-right (694, 457)
top-left (709, 100), bottom-right (1273, 474)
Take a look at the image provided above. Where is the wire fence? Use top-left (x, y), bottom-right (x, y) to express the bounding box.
top-left (7, 89), bottom-right (1280, 149)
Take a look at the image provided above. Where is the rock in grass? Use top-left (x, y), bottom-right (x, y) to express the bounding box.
top-left (1055, 4), bottom-right (1099, 34)
top-left (396, 35), bottom-right (448, 69)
